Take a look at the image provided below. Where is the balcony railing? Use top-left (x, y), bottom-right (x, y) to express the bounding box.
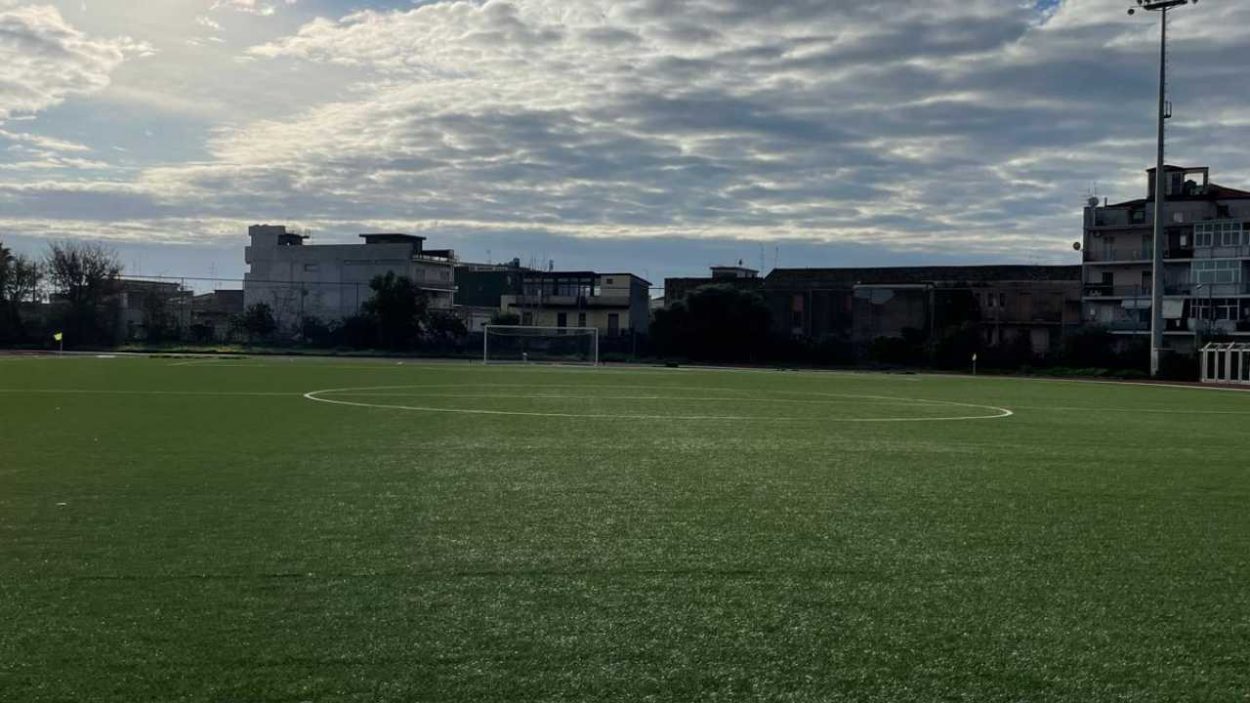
top-left (1084, 248), bottom-right (1152, 263)
top-left (1192, 245), bottom-right (1250, 260)
top-left (1084, 285), bottom-right (1152, 298)
top-left (1085, 283), bottom-right (1250, 297)
top-left (510, 294), bottom-right (631, 308)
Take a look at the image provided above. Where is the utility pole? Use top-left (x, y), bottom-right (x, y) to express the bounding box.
top-left (1128, 0), bottom-right (1197, 376)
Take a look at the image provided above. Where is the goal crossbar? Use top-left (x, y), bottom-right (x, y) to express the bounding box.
top-left (482, 325), bottom-right (599, 365)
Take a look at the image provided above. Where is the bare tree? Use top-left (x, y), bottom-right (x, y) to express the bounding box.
top-left (0, 241), bottom-right (43, 342)
top-left (45, 241), bottom-right (123, 347)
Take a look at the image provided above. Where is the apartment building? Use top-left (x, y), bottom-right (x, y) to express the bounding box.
top-left (243, 225), bottom-right (456, 330)
top-left (500, 270), bottom-right (651, 336)
top-left (1082, 165), bottom-right (1250, 353)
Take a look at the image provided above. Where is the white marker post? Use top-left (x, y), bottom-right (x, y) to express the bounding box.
top-left (972, 352), bottom-right (978, 376)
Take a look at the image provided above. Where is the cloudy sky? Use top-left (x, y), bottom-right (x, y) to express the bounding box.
top-left (1, 0), bottom-right (1248, 287)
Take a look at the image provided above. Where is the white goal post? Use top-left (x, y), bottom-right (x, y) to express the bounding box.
top-left (483, 325), bottom-right (600, 365)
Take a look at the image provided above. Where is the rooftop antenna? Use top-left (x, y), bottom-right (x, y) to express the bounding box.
top-left (1127, 0), bottom-right (1196, 377)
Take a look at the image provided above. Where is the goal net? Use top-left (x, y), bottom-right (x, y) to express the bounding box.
top-left (483, 325), bottom-right (599, 365)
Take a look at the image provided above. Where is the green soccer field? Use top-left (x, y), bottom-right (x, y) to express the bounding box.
top-left (1, 356), bottom-right (1248, 701)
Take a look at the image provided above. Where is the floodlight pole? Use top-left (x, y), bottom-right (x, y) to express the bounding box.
top-left (1130, 0), bottom-right (1193, 377)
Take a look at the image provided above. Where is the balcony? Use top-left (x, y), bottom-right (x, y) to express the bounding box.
top-left (509, 294), bottom-right (631, 309)
top-left (1192, 245), bottom-right (1250, 260)
top-left (1083, 285), bottom-right (1154, 298)
top-left (1083, 248), bottom-right (1152, 263)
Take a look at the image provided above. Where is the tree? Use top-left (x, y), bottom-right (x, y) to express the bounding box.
top-left (237, 303), bottom-right (277, 342)
top-left (362, 272), bottom-right (428, 349)
top-left (651, 285), bottom-right (774, 362)
top-left (44, 241), bottom-right (122, 347)
top-left (426, 311), bottom-right (467, 339)
top-left (0, 242), bottom-right (42, 342)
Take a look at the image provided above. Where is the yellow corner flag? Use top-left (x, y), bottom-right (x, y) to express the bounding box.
top-left (53, 332), bottom-right (63, 342)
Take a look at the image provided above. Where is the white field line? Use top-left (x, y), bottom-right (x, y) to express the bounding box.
top-left (166, 358), bottom-right (934, 381)
top-left (303, 385), bottom-right (1014, 423)
top-left (1010, 404), bottom-right (1250, 415)
top-left (331, 392), bottom-right (957, 407)
top-left (916, 371), bottom-right (1250, 395)
top-left (0, 389), bottom-right (297, 397)
top-left (306, 383), bottom-right (974, 405)
top-left (298, 382), bottom-right (754, 393)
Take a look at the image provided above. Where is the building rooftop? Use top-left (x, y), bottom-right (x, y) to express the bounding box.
top-left (359, 233), bottom-right (427, 245)
top-left (522, 270), bottom-right (653, 285)
top-left (766, 265), bottom-right (1082, 287)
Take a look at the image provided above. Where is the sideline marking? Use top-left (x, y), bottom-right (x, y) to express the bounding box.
top-left (303, 384), bottom-right (1014, 423)
top-left (0, 389), bottom-right (297, 397)
top-left (1011, 404), bottom-right (1250, 416)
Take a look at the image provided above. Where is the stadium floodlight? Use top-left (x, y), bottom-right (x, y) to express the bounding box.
top-left (483, 325), bottom-right (600, 366)
top-left (1127, 0), bottom-right (1197, 376)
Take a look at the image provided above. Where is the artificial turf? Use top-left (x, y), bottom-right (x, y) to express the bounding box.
top-left (1, 356), bottom-right (1248, 701)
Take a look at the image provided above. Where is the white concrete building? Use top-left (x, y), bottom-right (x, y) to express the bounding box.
top-left (243, 225), bottom-right (456, 330)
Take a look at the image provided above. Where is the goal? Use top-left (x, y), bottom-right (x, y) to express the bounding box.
top-left (483, 325), bottom-right (599, 365)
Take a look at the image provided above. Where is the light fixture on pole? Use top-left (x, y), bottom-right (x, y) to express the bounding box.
top-left (1128, 0), bottom-right (1197, 377)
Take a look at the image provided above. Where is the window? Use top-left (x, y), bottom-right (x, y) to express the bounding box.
top-left (1195, 224), bottom-right (1212, 247)
top-left (1192, 298), bottom-right (1240, 321)
top-left (557, 312), bottom-right (567, 328)
top-left (522, 312), bottom-right (533, 326)
top-left (577, 312), bottom-right (587, 327)
top-left (1193, 260), bottom-right (1241, 285)
top-left (607, 313), bottom-right (620, 336)
top-left (303, 263), bottom-right (319, 273)
top-left (1195, 221), bottom-right (1244, 248)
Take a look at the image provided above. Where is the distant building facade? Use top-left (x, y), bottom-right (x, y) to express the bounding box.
top-left (500, 271), bottom-right (651, 336)
top-left (243, 225), bottom-right (456, 330)
top-left (765, 265), bottom-right (1082, 355)
top-left (115, 279), bottom-right (193, 342)
top-left (453, 261), bottom-right (527, 332)
top-left (664, 264), bottom-right (763, 307)
top-left (190, 289), bottom-right (244, 341)
top-left (1082, 165), bottom-right (1250, 353)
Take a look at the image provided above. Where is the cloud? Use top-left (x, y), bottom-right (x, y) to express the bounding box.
top-left (4, 0), bottom-right (1250, 272)
top-left (210, 0), bottom-right (1246, 250)
top-left (196, 15), bottom-right (224, 32)
top-left (211, 0), bottom-right (298, 17)
top-left (0, 3), bottom-right (152, 121)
